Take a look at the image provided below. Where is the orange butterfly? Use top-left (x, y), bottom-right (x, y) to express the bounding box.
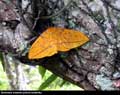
top-left (28, 27), bottom-right (89, 59)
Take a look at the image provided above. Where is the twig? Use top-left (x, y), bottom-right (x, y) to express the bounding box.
top-left (101, 0), bottom-right (120, 12)
top-left (32, 0), bottom-right (73, 31)
top-left (39, 0), bottom-right (73, 19)
top-left (16, 0), bottom-right (32, 32)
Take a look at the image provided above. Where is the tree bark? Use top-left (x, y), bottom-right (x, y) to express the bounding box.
top-left (0, 0), bottom-right (120, 90)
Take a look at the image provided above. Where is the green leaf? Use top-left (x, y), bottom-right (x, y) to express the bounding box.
top-left (0, 52), bottom-right (3, 62)
top-left (0, 52), bottom-right (5, 70)
top-left (38, 66), bottom-right (46, 78)
top-left (39, 74), bottom-right (57, 90)
top-left (60, 80), bottom-right (67, 87)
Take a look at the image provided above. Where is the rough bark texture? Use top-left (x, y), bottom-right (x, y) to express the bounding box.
top-left (0, 0), bottom-right (120, 90)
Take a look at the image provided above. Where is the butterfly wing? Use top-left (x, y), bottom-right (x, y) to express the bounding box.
top-left (28, 27), bottom-right (89, 59)
top-left (28, 29), bottom-right (57, 59)
top-left (53, 27), bottom-right (89, 51)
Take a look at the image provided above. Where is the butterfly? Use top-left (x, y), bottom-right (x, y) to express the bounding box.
top-left (28, 27), bottom-right (89, 59)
